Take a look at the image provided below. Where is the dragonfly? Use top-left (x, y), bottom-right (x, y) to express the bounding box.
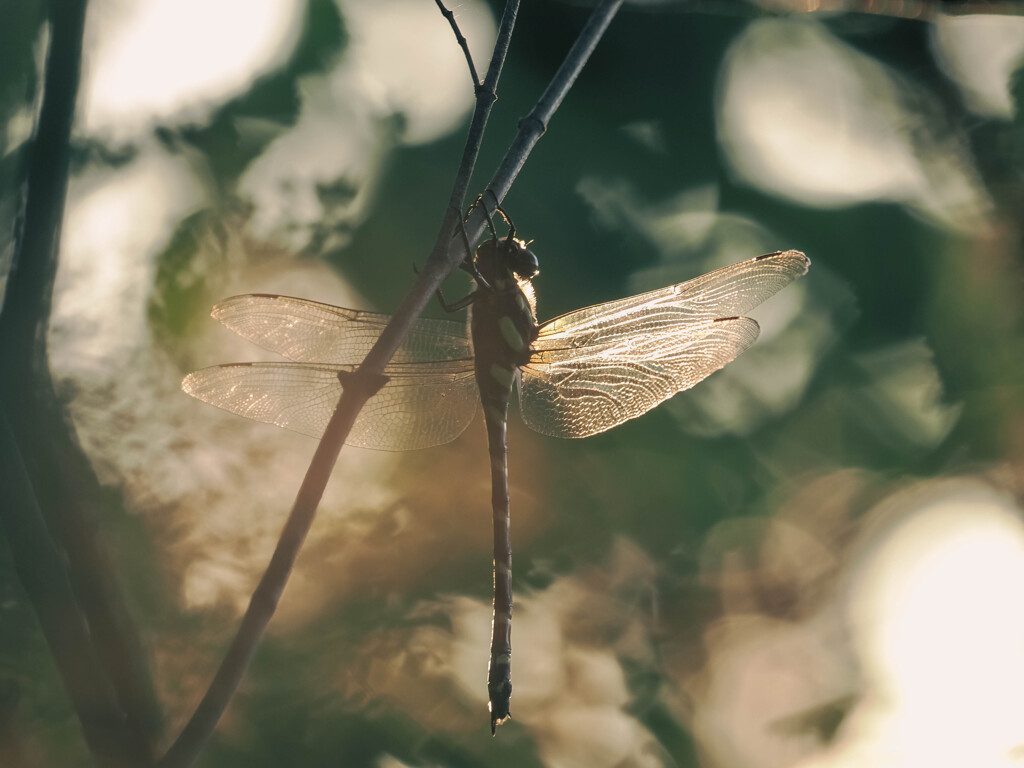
top-left (182, 231), bottom-right (809, 732)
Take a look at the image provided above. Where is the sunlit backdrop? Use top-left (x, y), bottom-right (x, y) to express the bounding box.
top-left (2, 1), bottom-right (1023, 767)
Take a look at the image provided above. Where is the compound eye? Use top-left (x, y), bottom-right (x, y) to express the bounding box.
top-left (512, 242), bottom-right (539, 279)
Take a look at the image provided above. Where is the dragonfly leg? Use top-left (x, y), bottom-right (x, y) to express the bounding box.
top-left (470, 189), bottom-right (517, 245)
top-left (472, 189), bottom-right (504, 242)
top-left (456, 216), bottom-right (492, 292)
top-left (437, 287), bottom-right (478, 313)
top-left (413, 260), bottom-right (481, 314)
top-left (499, 209), bottom-right (515, 243)
top-left (484, 197), bottom-right (516, 243)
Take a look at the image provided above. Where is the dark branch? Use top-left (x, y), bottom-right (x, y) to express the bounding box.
top-left (446, 0), bottom-right (518, 214)
top-left (0, 0), bottom-right (161, 764)
top-left (158, 0), bottom-right (625, 761)
top-left (474, 0), bottom-right (625, 242)
top-left (162, 0), bottom-right (627, 758)
top-left (435, 0), bottom-right (481, 89)
top-left (157, 3), bottom-right (526, 766)
top-left (756, 0), bottom-right (1024, 18)
top-left (0, 410), bottom-right (135, 768)
top-left (625, 0), bottom-right (1024, 18)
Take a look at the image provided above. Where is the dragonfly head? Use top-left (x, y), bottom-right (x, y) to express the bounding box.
top-left (476, 234), bottom-right (539, 285)
top-left (509, 237), bottom-right (540, 280)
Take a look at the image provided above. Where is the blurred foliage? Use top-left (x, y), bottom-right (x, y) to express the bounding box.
top-left (2, 1), bottom-right (1024, 767)
top-left (176, 0), bottom-right (346, 183)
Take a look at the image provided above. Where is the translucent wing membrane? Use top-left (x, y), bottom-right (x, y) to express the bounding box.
top-left (520, 317), bottom-right (760, 437)
top-left (212, 294), bottom-right (471, 364)
top-left (532, 250), bottom-right (809, 350)
top-left (186, 251), bottom-right (808, 444)
top-left (182, 360), bottom-right (478, 451)
top-left (519, 250), bottom-right (809, 438)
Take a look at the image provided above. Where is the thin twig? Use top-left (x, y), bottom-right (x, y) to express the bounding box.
top-left (157, 3), bottom-right (529, 766)
top-left (161, 0), bottom-right (624, 756)
top-left (446, 0), bottom-right (518, 214)
top-left (159, 0), bottom-right (624, 761)
top-left (754, 0), bottom-right (1024, 19)
top-left (625, 0), bottom-right (1024, 18)
top-left (385, 0), bottom-right (625, 367)
top-left (468, 0), bottom-right (625, 245)
top-left (435, 0), bottom-right (481, 89)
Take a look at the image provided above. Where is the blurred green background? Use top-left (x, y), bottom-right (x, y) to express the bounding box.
top-left (2, 1), bottom-right (1024, 766)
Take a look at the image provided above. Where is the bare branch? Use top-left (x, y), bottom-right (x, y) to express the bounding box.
top-left (0, 407), bottom-right (136, 768)
top-left (624, 0), bottom-right (1024, 19)
top-left (446, 0), bottom-right (519, 213)
top-left (753, 0), bottom-right (1024, 19)
top-left (435, 0), bottom-right (481, 89)
top-left (473, 0), bottom-right (626, 243)
top-left (158, 2), bottom-right (526, 765)
top-left (158, 0), bottom-right (626, 761)
top-left (156, 367), bottom-right (383, 768)
top-left (0, 0), bottom-right (162, 763)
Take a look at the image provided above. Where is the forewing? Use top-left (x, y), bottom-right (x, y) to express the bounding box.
top-left (519, 317), bottom-right (760, 438)
top-left (211, 294), bottom-right (471, 364)
top-left (533, 250), bottom-right (808, 353)
top-left (182, 360), bottom-right (478, 451)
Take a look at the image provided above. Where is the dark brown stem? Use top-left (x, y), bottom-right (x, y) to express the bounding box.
top-left (435, 0), bottom-right (482, 88)
top-left (0, 0), bottom-right (161, 763)
top-left (622, 0), bottom-right (1023, 19)
top-left (156, 4), bottom-right (521, 766)
top-left (157, 0), bottom-right (625, 762)
top-left (763, 0), bottom-right (1024, 19)
top-left (446, 0), bottom-right (517, 213)
top-left (0, 406), bottom-right (136, 768)
top-left (157, 373), bottom-right (386, 768)
top-left (484, 0), bottom-right (624, 213)
top-left (461, 0), bottom-right (625, 250)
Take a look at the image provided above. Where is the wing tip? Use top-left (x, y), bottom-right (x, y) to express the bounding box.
top-left (210, 296), bottom-right (238, 321)
top-left (756, 249), bottom-right (810, 274)
top-left (182, 363), bottom-right (257, 396)
top-left (181, 367), bottom-right (213, 396)
top-left (712, 314), bottom-right (760, 339)
top-left (210, 293), bottom-right (289, 320)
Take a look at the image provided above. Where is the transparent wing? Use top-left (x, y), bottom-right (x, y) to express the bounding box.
top-left (519, 250), bottom-right (808, 437)
top-left (532, 250), bottom-right (809, 353)
top-left (519, 316), bottom-right (761, 438)
top-left (182, 360), bottom-right (478, 451)
top-left (211, 294), bottom-right (471, 364)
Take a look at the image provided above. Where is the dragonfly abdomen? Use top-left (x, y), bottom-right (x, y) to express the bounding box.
top-left (469, 250), bottom-right (539, 732)
top-left (481, 380), bottom-right (513, 733)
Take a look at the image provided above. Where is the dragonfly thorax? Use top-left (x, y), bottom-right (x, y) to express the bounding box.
top-left (475, 235), bottom-right (539, 288)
